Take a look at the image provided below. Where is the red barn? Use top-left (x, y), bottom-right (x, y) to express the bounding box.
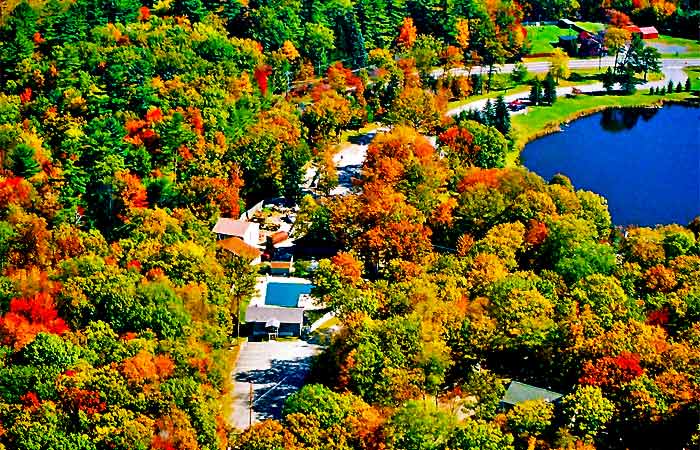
top-left (639, 26), bottom-right (659, 39)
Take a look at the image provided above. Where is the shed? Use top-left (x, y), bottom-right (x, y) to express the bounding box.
top-left (270, 249), bottom-right (294, 276)
top-left (246, 305), bottom-right (304, 337)
top-left (639, 26), bottom-right (659, 39)
top-left (501, 381), bottom-right (563, 407)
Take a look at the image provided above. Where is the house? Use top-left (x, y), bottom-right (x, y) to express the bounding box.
top-left (217, 237), bottom-right (262, 265)
top-left (212, 218), bottom-right (259, 247)
top-left (270, 249), bottom-right (294, 276)
top-left (246, 305), bottom-right (304, 337)
top-left (501, 381), bottom-right (563, 408)
top-left (624, 25), bottom-right (642, 37)
top-left (558, 35), bottom-right (579, 56)
top-left (639, 26), bottom-right (659, 39)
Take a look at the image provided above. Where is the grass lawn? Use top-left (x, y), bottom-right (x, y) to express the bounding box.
top-left (525, 25), bottom-right (575, 54)
top-left (575, 21), bottom-right (606, 32)
top-left (685, 66), bottom-right (700, 90)
top-left (508, 90), bottom-right (692, 165)
top-left (648, 34), bottom-right (700, 57)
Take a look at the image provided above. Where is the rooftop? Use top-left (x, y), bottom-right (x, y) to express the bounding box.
top-left (639, 26), bottom-right (658, 33)
top-left (502, 381), bottom-right (563, 406)
top-left (246, 305), bottom-right (304, 324)
top-left (212, 218), bottom-right (257, 237)
top-left (217, 237), bottom-right (261, 260)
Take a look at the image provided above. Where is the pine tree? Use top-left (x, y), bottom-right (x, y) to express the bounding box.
top-left (649, 87), bottom-right (655, 95)
top-left (667, 79), bottom-right (674, 94)
top-left (676, 82), bottom-right (683, 93)
top-left (482, 99), bottom-right (496, 126)
top-left (659, 86), bottom-right (666, 95)
top-left (602, 67), bottom-right (615, 92)
top-left (543, 72), bottom-right (557, 104)
top-left (529, 79), bottom-right (542, 105)
top-left (494, 95), bottom-right (511, 135)
top-left (620, 68), bottom-right (637, 95)
top-left (686, 77), bottom-right (692, 92)
top-left (10, 143), bottom-right (41, 178)
top-left (471, 74), bottom-right (483, 96)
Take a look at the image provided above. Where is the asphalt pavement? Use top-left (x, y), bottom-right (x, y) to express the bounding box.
top-left (229, 339), bottom-right (321, 430)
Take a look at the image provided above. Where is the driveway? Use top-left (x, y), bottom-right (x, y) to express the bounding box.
top-left (230, 339), bottom-right (321, 430)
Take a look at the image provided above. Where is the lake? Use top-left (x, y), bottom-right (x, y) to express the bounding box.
top-left (521, 105), bottom-right (700, 226)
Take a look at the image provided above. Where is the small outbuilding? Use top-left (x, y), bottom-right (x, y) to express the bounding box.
top-left (639, 26), bottom-right (659, 39)
top-left (501, 381), bottom-right (563, 408)
top-left (246, 305), bottom-right (304, 337)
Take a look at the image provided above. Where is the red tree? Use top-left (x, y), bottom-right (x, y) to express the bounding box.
top-left (0, 292), bottom-right (69, 349)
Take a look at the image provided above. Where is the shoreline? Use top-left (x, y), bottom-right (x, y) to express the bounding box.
top-left (509, 93), bottom-right (699, 165)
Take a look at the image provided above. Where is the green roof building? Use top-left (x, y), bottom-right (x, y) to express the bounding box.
top-left (501, 381), bottom-right (563, 407)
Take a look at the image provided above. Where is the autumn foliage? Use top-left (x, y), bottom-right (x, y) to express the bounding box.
top-left (0, 292), bottom-right (68, 349)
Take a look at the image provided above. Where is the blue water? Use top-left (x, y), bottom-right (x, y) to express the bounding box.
top-left (522, 105), bottom-right (700, 226)
top-left (264, 282), bottom-right (312, 307)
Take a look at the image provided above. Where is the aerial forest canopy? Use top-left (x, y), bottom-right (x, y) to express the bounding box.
top-left (0, 0), bottom-right (698, 449)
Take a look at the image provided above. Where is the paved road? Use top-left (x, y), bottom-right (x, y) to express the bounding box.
top-left (433, 57), bottom-right (700, 78)
top-left (447, 60), bottom-right (695, 117)
top-left (230, 340), bottom-right (321, 430)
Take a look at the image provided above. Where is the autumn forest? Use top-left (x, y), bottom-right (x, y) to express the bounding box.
top-left (0, 0), bottom-right (698, 449)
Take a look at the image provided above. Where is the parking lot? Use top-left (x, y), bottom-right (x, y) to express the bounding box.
top-left (229, 339), bottom-right (321, 430)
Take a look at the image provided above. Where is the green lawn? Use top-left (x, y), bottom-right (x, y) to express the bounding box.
top-left (685, 66), bottom-right (700, 90)
top-left (575, 22), bottom-right (606, 33)
top-left (525, 25), bottom-right (575, 54)
top-left (509, 90), bottom-right (691, 165)
top-left (648, 34), bottom-right (700, 57)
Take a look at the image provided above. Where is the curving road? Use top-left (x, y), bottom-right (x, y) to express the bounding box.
top-left (447, 58), bottom-right (699, 117)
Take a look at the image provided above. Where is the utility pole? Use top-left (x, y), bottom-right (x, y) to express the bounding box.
top-left (248, 382), bottom-right (253, 426)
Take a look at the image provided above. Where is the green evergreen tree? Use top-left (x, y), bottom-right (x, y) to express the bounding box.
top-left (529, 79), bottom-right (542, 105)
top-left (494, 95), bottom-right (511, 135)
top-left (10, 143), bottom-right (41, 178)
top-left (659, 86), bottom-right (666, 95)
top-left (667, 79), bottom-right (674, 94)
top-left (686, 77), bottom-right (692, 92)
top-left (0, 2), bottom-right (37, 79)
top-left (543, 72), bottom-right (557, 104)
top-left (620, 68), bottom-right (637, 95)
top-left (482, 99), bottom-right (496, 126)
top-left (649, 86), bottom-right (655, 95)
top-left (472, 74), bottom-right (483, 96)
top-left (676, 82), bottom-right (683, 93)
top-left (602, 67), bottom-right (615, 92)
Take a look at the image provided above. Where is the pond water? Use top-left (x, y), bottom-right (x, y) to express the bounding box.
top-left (265, 281), bottom-right (312, 307)
top-left (522, 105), bottom-right (700, 226)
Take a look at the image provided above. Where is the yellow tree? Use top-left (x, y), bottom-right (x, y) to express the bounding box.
top-left (604, 27), bottom-right (631, 74)
top-left (550, 48), bottom-right (570, 82)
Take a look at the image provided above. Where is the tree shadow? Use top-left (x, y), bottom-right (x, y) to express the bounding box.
top-left (348, 131), bottom-right (376, 145)
top-left (234, 355), bottom-right (317, 421)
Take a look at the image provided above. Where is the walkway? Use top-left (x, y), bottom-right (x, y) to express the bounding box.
top-left (230, 339), bottom-right (321, 430)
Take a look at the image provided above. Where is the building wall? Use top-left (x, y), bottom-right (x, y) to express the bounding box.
top-left (244, 223), bottom-right (260, 246)
top-left (250, 321), bottom-right (301, 337)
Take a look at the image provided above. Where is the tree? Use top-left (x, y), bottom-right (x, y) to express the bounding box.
top-left (510, 62), bottom-right (529, 84)
top-left (620, 67), bottom-right (637, 95)
top-left (9, 144), bottom-right (41, 178)
top-left (667, 79), bottom-right (674, 94)
top-left (639, 46), bottom-right (661, 81)
top-left (543, 72), bottom-right (557, 104)
top-left (529, 78), bottom-right (543, 105)
top-left (676, 82), bottom-right (683, 93)
top-left (383, 401), bottom-right (457, 450)
top-left (685, 77), bottom-right (692, 91)
top-left (550, 48), bottom-right (570, 82)
top-left (506, 399), bottom-right (554, 439)
top-left (448, 419), bottom-right (515, 450)
top-left (604, 28), bottom-right (631, 74)
top-left (493, 95), bottom-right (511, 135)
top-left (482, 99), bottom-right (496, 126)
top-left (602, 67), bottom-right (615, 92)
top-left (397, 17), bottom-right (417, 49)
top-left (561, 387), bottom-right (614, 442)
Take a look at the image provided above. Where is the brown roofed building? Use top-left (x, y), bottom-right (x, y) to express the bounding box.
top-left (217, 237), bottom-right (262, 264)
